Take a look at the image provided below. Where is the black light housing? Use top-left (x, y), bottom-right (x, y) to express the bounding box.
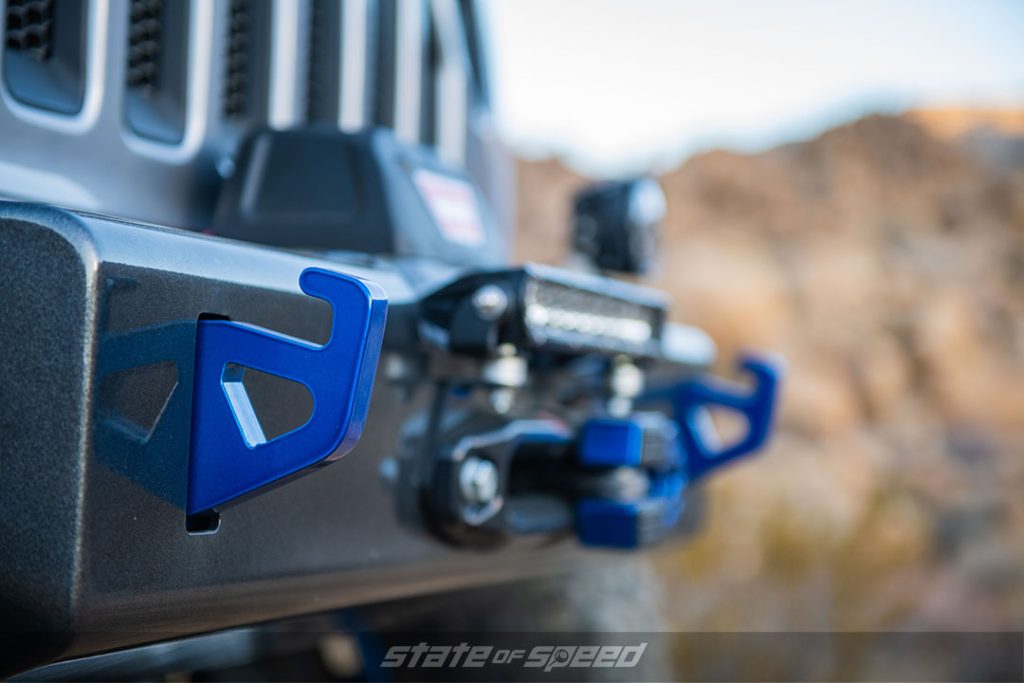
top-left (571, 177), bottom-right (666, 275)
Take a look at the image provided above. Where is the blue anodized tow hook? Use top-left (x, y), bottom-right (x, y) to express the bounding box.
top-left (655, 353), bottom-right (783, 482)
top-left (575, 353), bottom-right (782, 550)
top-left (187, 267), bottom-right (388, 515)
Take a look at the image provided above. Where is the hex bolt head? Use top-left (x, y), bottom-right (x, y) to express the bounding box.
top-left (458, 456), bottom-right (500, 505)
top-left (610, 355), bottom-right (644, 398)
top-left (488, 387), bottom-right (516, 414)
top-left (471, 284), bottom-right (510, 321)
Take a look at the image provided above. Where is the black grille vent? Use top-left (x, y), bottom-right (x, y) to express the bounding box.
top-left (306, 0), bottom-right (341, 122)
top-left (222, 0), bottom-right (271, 123)
top-left (372, 0), bottom-right (396, 128)
top-left (127, 0), bottom-right (162, 91)
top-left (124, 0), bottom-right (188, 143)
top-left (5, 0), bottom-right (54, 61)
top-left (224, 0), bottom-right (250, 118)
top-left (3, 0), bottom-right (85, 114)
top-left (420, 14), bottom-right (439, 147)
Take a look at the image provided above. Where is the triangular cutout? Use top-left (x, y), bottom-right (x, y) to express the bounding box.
top-left (222, 364), bottom-right (314, 446)
top-left (99, 361), bottom-right (178, 442)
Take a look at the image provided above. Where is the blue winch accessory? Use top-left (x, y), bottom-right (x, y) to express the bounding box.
top-left (577, 471), bottom-right (685, 549)
top-left (578, 418), bottom-right (644, 468)
top-left (575, 413), bottom-right (687, 549)
top-left (578, 413), bottom-right (683, 471)
top-left (668, 354), bottom-right (783, 482)
top-left (187, 268), bottom-right (388, 515)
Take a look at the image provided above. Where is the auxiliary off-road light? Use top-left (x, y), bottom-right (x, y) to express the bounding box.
top-left (418, 264), bottom-right (667, 358)
top-left (572, 176), bottom-right (666, 275)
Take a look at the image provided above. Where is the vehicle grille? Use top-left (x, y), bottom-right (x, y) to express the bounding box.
top-left (0, 0), bottom-right (491, 230)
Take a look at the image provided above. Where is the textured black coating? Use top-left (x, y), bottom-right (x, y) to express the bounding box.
top-left (0, 203), bottom-right (587, 676)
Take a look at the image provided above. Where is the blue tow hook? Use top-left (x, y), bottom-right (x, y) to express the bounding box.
top-left (576, 354), bottom-right (782, 549)
top-left (187, 268), bottom-right (388, 515)
top-left (655, 353), bottom-right (783, 482)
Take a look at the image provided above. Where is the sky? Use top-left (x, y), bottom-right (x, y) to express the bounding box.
top-left (483, 0), bottom-right (1024, 176)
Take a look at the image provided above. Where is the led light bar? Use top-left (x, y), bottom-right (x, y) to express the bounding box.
top-left (419, 264), bottom-right (667, 358)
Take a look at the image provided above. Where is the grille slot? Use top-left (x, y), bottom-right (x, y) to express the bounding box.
top-left (3, 0), bottom-right (86, 114)
top-left (5, 0), bottom-right (55, 61)
top-left (124, 0), bottom-right (189, 143)
top-left (424, 0), bottom-right (469, 164)
top-left (222, 0), bottom-right (271, 124)
top-left (374, 0), bottom-right (431, 143)
top-left (420, 12), bottom-right (438, 147)
top-left (371, 0), bottom-right (396, 129)
top-left (305, 0), bottom-right (341, 123)
top-left (126, 0), bottom-right (161, 91)
top-left (224, 0), bottom-right (251, 118)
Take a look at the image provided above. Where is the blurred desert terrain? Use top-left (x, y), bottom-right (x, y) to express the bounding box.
top-left (515, 110), bottom-right (1024, 632)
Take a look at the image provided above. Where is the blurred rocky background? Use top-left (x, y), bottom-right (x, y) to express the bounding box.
top-left (514, 110), bottom-right (1024, 637)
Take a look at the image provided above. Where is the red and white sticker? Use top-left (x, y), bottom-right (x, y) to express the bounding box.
top-left (413, 169), bottom-right (486, 247)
